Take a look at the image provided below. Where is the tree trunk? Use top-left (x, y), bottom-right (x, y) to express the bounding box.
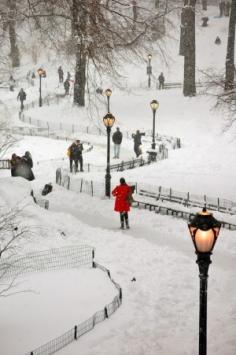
top-left (8, 0), bottom-right (20, 67)
top-left (183, 1), bottom-right (196, 96)
top-left (225, 0), bottom-right (236, 91)
top-left (202, 0), bottom-right (207, 11)
top-left (74, 44), bottom-right (86, 106)
top-left (72, 0), bottom-right (87, 106)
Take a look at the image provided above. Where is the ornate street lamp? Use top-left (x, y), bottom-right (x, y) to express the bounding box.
top-left (150, 99), bottom-right (159, 150)
top-left (105, 88), bottom-right (112, 112)
top-left (37, 68), bottom-right (46, 107)
top-left (188, 207), bottom-right (221, 355)
top-left (147, 54), bottom-right (152, 88)
top-left (103, 113), bottom-right (115, 197)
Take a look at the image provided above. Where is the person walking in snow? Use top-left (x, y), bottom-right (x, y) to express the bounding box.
top-left (112, 177), bottom-right (133, 229)
top-left (219, 1), bottom-right (225, 17)
top-left (224, 0), bottom-right (230, 16)
top-left (158, 72), bottom-right (165, 90)
top-left (17, 88), bottom-right (27, 111)
top-left (58, 66), bottom-right (64, 83)
top-left (132, 130), bottom-right (145, 158)
top-left (112, 127), bottom-right (123, 159)
top-left (64, 78), bottom-right (70, 95)
top-left (9, 75), bottom-right (15, 92)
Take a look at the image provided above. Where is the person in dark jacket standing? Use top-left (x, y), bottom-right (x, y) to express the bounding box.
top-left (112, 177), bottom-right (132, 229)
top-left (21, 152), bottom-right (35, 181)
top-left (64, 79), bottom-right (70, 95)
top-left (132, 130), bottom-right (145, 158)
top-left (158, 72), bottom-right (165, 90)
top-left (67, 140), bottom-right (84, 173)
top-left (58, 66), bottom-right (64, 83)
top-left (112, 127), bottom-right (123, 159)
top-left (22, 151), bottom-right (33, 168)
top-left (17, 88), bottom-right (26, 110)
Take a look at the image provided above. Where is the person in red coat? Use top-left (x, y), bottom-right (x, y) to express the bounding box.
top-left (112, 177), bottom-right (132, 229)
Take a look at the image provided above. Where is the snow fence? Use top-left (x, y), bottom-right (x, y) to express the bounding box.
top-left (0, 245), bottom-right (122, 355)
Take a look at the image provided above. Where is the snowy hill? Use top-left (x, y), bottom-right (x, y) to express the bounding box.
top-left (0, 4), bottom-right (235, 355)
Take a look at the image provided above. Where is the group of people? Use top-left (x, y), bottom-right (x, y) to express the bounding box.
top-left (67, 140), bottom-right (84, 173)
top-left (219, 1), bottom-right (231, 17)
top-left (10, 151), bottom-right (35, 181)
top-left (112, 127), bottom-right (146, 159)
top-left (58, 66), bottom-right (73, 95)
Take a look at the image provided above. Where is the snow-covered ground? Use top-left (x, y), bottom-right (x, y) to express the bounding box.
top-left (0, 5), bottom-right (235, 355)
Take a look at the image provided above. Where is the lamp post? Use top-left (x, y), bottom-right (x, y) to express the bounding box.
top-left (37, 68), bottom-right (46, 107)
top-left (150, 99), bottom-right (159, 150)
top-left (103, 113), bottom-right (115, 197)
top-left (147, 54), bottom-right (152, 88)
top-left (188, 208), bottom-right (221, 355)
top-left (105, 88), bottom-right (112, 112)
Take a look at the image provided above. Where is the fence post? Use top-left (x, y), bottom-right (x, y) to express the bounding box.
top-left (80, 179), bottom-right (83, 193)
top-left (104, 307), bottom-right (108, 318)
top-left (47, 122), bottom-right (49, 137)
top-left (91, 181), bottom-right (93, 196)
top-left (31, 352), bottom-right (33, 355)
top-left (170, 188), bottom-right (172, 200)
top-left (158, 186), bottom-right (161, 200)
top-left (204, 194), bottom-right (207, 208)
top-left (119, 288), bottom-right (123, 301)
top-left (186, 192), bottom-right (189, 207)
top-left (74, 325), bottom-right (78, 340)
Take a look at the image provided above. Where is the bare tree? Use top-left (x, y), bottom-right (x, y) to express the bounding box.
top-left (22, 0), bottom-right (176, 106)
top-left (0, 205), bottom-right (33, 296)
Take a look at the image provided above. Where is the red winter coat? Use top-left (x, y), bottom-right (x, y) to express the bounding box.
top-left (112, 184), bottom-right (132, 212)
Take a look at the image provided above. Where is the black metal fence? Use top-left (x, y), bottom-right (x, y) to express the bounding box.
top-left (0, 245), bottom-right (122, 355)
top-left (17, 94), bottom-right (181, 150)
top-left (137, 185), bottom-right (236, 215)
top-left (110, 147), bottom-right (168, 172)
top-left (55, 170), bottom-right (236, 230)
top-left (0, 159), bottom-right (10, 169)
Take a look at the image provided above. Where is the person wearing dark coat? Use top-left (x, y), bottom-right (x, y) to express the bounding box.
top-left (132, 130), bottom-right (145, 158)
top-left (64, 79), bottom-right (70, 95)
top-left (158, 72), bottom-right (165, 90)
top-left (22, 151), bottom-right (33, 168)
top-left (112, 127), bottom-right (123, 159)
top-left (17, 88), bottom-right (27, 110)
top-left (112, 177), bottom-right (133, 229)
top-left (9, 75), bottom-right (15, 92)
top-left (58, 66), bottom-right (64, 83)
top-left (10, 153), bottom-right (21, 177)
top-left (10, 152), bottom-right (35, 181)
top-left (67, 140), bottom-right (84, 173)
top-left (215, 36), bottom-right (221, 45)
top-left (219, 1), bottom-right (225, 17)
